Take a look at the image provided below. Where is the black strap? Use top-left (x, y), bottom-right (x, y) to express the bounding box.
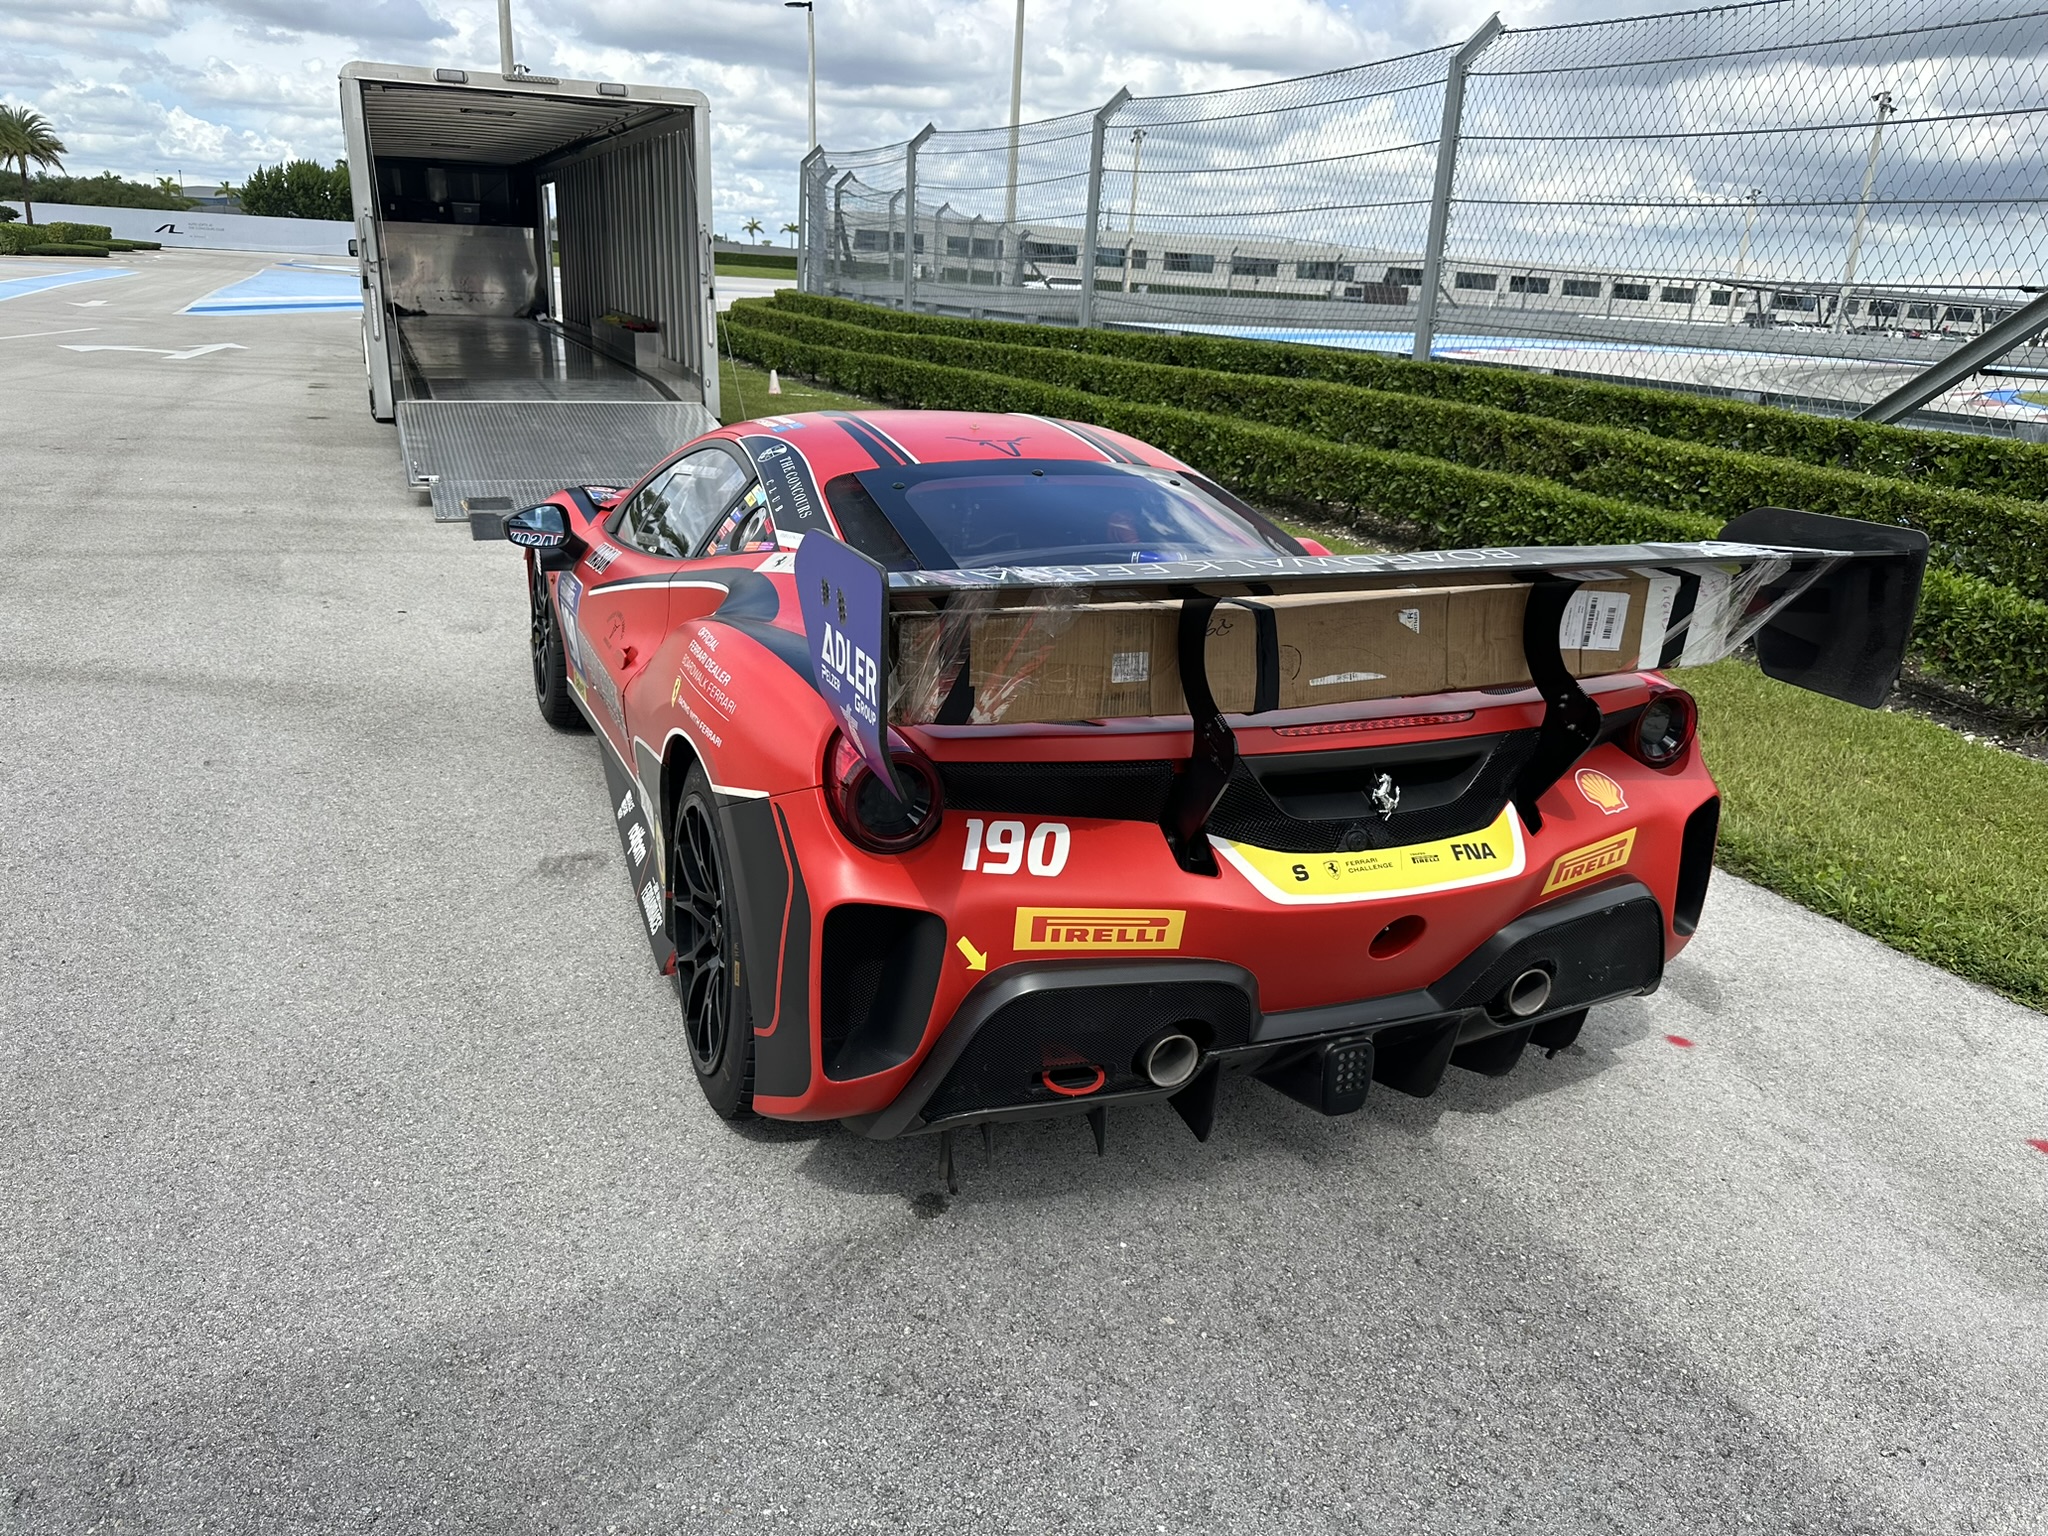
top-left (1510, 576), bottom-right (1604, 833)
top-left (1160, 596), bottom-right (1234, 876)
top-left (1246, 602), bottom-right (1281, 715)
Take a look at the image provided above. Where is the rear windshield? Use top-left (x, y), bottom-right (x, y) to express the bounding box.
top-left (824, 459), bottom-right (1301, 570)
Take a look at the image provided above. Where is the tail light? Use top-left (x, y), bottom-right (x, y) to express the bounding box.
top-left (825, 731), bottom-right (943, 853)
top-left (1627, 687), bottom-right (1697, 768)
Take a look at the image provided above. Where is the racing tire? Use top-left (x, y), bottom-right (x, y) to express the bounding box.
top-left (671, 765), bottom-right (754, 1119)
top-left (528, 554), bottom-right (587, 733)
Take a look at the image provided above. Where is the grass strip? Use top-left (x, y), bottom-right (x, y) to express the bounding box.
top-left (716, 353), bottom-right (868, 424)
top-left (1689, 660), bottom-right (2048, 1011)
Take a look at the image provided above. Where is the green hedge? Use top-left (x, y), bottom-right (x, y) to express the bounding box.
top-left (0, 223), bottom-right (43, 254)
top-left (43, 222), bottom-right (113, 244)
top-left (772, 292), bottom-right (2048, 503)
top-left (724, 314), bottom-right (2048, 714)
top-left (19, 243), bottom-right (109, 257)
top-left (736, 302), bottom-right (2048, 598)
top-left (102, 239), bottom-right (160, 252)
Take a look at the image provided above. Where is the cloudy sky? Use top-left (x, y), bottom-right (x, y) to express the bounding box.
top-left (0, 0), bottom-right (1659, 233)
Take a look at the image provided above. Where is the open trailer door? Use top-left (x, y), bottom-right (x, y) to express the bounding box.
top-left (340, 61), bottom-right (720, 520)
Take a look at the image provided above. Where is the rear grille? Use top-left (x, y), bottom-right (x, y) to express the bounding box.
top-left (920, 979), bottom-right (1253, 1123)
top-left (937, 759), bottom-right (1176, 822)
top-left (937, 730), bottom-right (1538, 855)
top-left (1212, 731), bottom-right (1538, 854)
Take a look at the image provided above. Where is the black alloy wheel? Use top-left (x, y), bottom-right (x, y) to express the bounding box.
top-left (528, 554), bottom-right (586, 732)
top-left (671, 766), bottom-right (753, 1118)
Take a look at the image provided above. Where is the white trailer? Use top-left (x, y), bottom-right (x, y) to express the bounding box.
top-left (339, 61), bottom-right (719, 520)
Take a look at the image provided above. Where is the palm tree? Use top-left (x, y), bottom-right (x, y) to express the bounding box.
top-left (782, 222), bottom-right (800, 247)
top-left (0, 105), bottom-right (66, 226)
top-left (741, 217), bottom-right (764, 241)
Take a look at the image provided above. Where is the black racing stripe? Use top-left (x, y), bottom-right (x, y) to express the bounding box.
top-left (826, 411), bottom-right (914, 466)
top-left (1052, 418), bottom-right (1143, 464)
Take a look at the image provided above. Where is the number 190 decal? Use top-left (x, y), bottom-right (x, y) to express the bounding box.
top-left (962, 818), bottom-right (1071, 877)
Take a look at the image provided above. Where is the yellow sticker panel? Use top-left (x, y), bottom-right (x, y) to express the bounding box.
top-left (1014, 907), bottom-right (1187, 952)
top-left (1214, 806), bottom-right (1526, 906)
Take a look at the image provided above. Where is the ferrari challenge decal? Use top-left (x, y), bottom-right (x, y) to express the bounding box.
top-left (1540, 829), bottom-right (1636, 896)
top-left (1575, 767), bottom-right (1628, 815)
top-left (1013, 908), bottom-right (1185, 952)
top-left (1214, 807), bottom-right (1527, 906)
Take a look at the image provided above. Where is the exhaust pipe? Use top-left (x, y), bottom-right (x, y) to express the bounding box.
top-left (1138, 1032), bottom-right (1200, 1090)
top-left (1498, 966), bottom-right (1553, 1019)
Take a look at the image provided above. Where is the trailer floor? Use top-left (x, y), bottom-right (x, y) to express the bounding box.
top-left (391, 316), bottom-right (714, 519)
top-left (396, 315), bottom-right (667, 403)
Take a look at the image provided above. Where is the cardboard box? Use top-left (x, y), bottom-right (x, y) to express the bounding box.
top-left (891, 572), bottom-right (1680, 724)
top-left (1201, 586), bottom-right (1467, 712)
top-left (1442, 571), bottom-right (1679, 688)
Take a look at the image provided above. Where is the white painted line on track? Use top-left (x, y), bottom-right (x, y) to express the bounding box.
top-left (2, 326), bottom-right (98, 341)
top-left (62, 342), bottom-right (245, 361)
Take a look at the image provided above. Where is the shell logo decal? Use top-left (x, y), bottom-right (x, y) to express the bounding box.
top-left (1575, 767), bottom-right (1628, 815)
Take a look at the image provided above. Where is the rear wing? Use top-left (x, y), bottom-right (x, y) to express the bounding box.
top-left (795, 507), bottom-right (1926, 874)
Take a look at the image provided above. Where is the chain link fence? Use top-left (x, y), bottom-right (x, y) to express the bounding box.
top-left (798, 0), bottom-right (2048, 433)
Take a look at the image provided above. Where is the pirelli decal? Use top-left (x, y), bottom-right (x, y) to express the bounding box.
top-left (1014, 907), bottom-right (1185, 952)
top-left (1541, 829), bottom-right (1636, 896)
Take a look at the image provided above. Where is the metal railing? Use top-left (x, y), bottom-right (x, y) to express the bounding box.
top-left (797, 0), bottom-right (2048, 434)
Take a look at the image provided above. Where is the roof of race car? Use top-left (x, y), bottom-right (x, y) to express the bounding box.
top-left (714, 409), bottom-right (1181, 479)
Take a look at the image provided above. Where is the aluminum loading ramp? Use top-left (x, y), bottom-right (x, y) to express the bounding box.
top-left (398, 398), bottom-right (716, 521)
top-left (394, 318), bottom-right (712, 521)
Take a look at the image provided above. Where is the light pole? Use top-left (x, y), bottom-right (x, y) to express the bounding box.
top-left (498, 0), bottom-right (516, 75)
top-left (1728, 185), bottom-right (1760, 326)
top-left (1003, 0), bottom-right (1025, 230)
top-left (1835, 89), bottom-right (1894, 334)
top-left (1122, 128), bottom-right (1145, 294)
top-left (784, 2), bottom-right (817, 151)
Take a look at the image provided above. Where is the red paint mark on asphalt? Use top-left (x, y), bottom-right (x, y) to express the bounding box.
top-left (2027, 1138), bottom-right (2048, 1156)
top-left (1665, 1034), bottom-right (1695, 1048)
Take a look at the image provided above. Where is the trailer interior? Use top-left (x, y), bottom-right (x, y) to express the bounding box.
top-left (341, 63), bottom-right (718, 520)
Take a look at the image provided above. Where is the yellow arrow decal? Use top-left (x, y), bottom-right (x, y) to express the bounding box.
top-left (955, 935), bottom-right (988, 971)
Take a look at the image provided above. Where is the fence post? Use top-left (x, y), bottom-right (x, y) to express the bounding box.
top-left (904, 123), bottom-right (936, 313)
top-left (831, 170), bottom-right (854, 288)
top-left (1414, 14), bottom-right (1503, 362)
top-left (797, 146), bottom-right (825, 292)
top-left (1077, 87), bottom-right (1132, 331)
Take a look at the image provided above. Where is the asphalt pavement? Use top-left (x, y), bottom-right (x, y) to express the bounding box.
top-left (3, 248), bottom-right (2045, 1535)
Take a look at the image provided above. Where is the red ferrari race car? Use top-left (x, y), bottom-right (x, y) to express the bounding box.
top-left (475, 409), bottom-right (1924, 1178)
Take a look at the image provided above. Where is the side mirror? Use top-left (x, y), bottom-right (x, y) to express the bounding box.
top-left (494, 503), bottom-right (583, 570)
